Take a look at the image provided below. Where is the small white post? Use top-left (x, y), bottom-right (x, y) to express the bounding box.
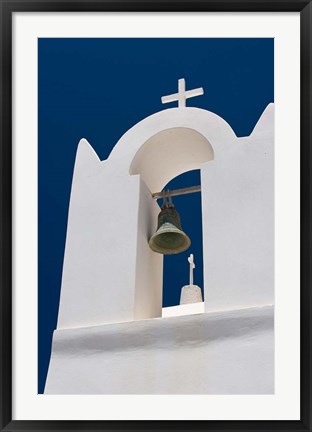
top-left (180, 254), bottom-right (203, 305)
top-left (178, 78), bottom-right (186, 108)
top-left (188, 253), bottom-right (195, 285)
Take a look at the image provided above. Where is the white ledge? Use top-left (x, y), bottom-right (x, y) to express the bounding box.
top-left (162, 301), bottom-right (205, 317)
top-left (51, 305), bottom-right (274, 355)
top-left (45, 304), bottom-right (274, 394)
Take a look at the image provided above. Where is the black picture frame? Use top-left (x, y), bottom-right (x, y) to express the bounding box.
top-left (1, 1), bottom-right (311, 431)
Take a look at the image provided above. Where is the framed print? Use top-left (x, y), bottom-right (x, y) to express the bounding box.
top-left (1, 1), bottom-right (311, 431)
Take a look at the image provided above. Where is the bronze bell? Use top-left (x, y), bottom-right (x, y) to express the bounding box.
top-left (149, 195), bottom-right (191, 255)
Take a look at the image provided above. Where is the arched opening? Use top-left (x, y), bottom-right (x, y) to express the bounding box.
top-left (130, 127), bottom-right (214, 192)
top-left (159, 169), bottom-right (204, 310)
top-left (129, 126), bottom-right (213, 319)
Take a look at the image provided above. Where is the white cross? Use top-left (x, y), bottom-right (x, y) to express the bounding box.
top-left (161, 78), bottom-right (204, 108)
top-left (188, 254), bottom-right (195, 286)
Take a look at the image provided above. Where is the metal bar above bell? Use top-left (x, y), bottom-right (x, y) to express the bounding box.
top-left (152, 185), bottom-right (201, 200)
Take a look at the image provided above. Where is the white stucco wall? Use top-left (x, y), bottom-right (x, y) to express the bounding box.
top-left (134, 180), bottom-right (163, 320)
top-left (201, 103), bottom-right (274, 312)
top-left (45, 305), bottom-right (274, 394)
top-left (57, 140), bottom-right (162, 329)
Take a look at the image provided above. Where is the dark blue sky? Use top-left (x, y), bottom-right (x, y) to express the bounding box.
top-left (38, 38), bottom-right (274, 393)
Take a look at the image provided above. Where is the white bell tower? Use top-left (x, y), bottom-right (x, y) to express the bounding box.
top-left (45, 79), bottom-right (274, 395)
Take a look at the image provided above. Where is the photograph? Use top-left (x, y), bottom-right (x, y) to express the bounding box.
top-left (38, 37), bottom-right (275, 395)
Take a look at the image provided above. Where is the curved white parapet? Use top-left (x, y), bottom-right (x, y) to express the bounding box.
top-left (106, 107), bottom-right (237, 192)
top-left (109, 107), bottom-right (236, 167)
